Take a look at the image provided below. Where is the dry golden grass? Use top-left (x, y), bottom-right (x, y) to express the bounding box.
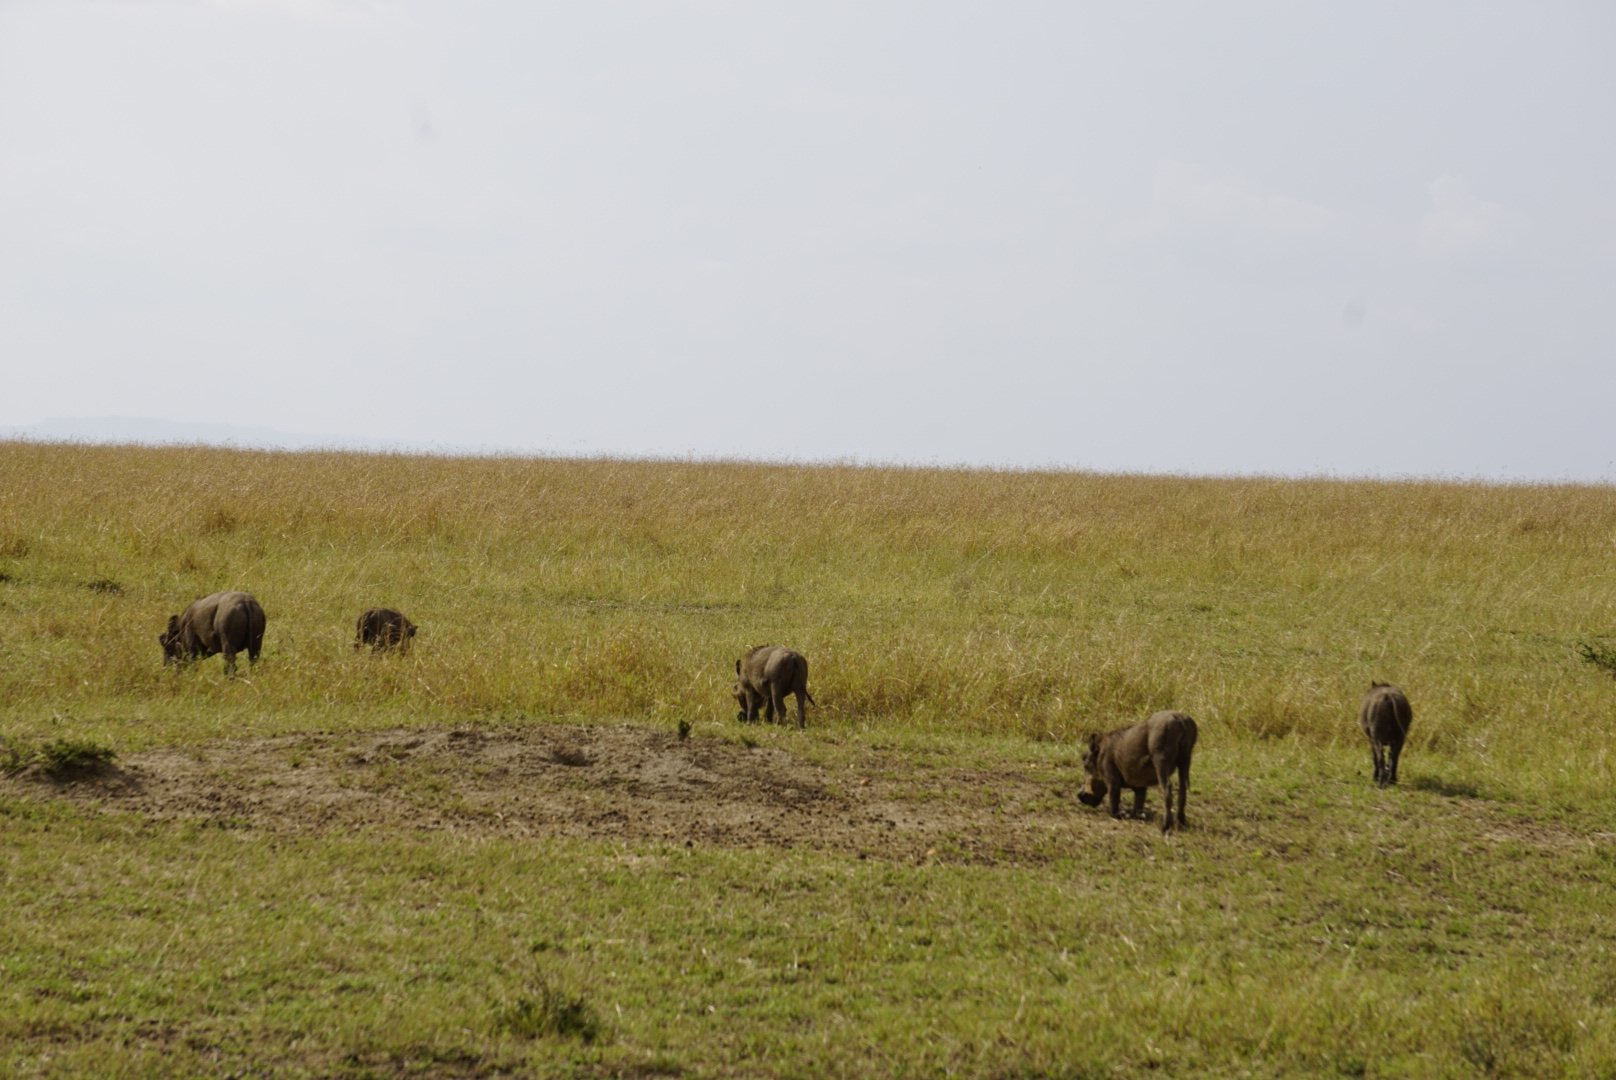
top-left (3, 440), bottom-right (1615, 799)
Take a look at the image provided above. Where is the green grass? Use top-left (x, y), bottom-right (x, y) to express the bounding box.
top-left (5, 742), bottom-right (1616, 1078)
top-left (3, 441), bottom-right (1616, 1076)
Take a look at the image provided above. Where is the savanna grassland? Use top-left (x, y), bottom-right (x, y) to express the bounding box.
top-left (4, 441), bottom-right (1616, 1079)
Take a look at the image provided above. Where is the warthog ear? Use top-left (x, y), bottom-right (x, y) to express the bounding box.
top-left (167, 615), bottom-right (180, 634)
top-left (735, 658), bottom-right (741, 674)
top-left (1086, 733), bottom-right (1101, 753)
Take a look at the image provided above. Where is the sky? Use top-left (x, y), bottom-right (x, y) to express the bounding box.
top-left (2, 2), bottom-right (1613, 477)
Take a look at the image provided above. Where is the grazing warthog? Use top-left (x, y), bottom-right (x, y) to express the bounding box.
top-left (1360, 682), bottom-right (1412, 787)
top-left (1078, 710), bottom-right (1198, 834)
top-left (733, 645), bottom-right (814, 730)
top-left (355, 608), bottom-right (417, 652)
top-left (158, 591), bottom-right (266, 675)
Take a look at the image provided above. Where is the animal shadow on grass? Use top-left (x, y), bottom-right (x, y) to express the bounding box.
top-left (1410, 774), bottom-right (1483, 799)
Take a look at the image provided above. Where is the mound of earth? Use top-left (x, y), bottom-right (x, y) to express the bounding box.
top-left (4, 724), bottom-right (1103, 864)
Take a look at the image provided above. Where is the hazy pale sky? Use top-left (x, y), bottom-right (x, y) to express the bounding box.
top-left (2, 2), bottom-right (1613, 476)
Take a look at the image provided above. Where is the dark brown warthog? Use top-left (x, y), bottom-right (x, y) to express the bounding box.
top-left (355, 608), bottom-right (417, 652)
top-left (733, 645), bottom-right (814, 730)
top-left (1078, 710), bottom-right (1198, 833)
top-left (158, 591), bottom-right (266, 675)
top-left (1360, 682), bottom-right (1412, 787)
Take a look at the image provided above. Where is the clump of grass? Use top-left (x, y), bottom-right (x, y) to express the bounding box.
top-left (1, 735), bottom-right (31, 775)
top-left (1576, 639), bottom-right (1616, 679)
top-left (677, 718), bottom-right (692, 741)
top-left (0, 535), bottom-right (28, 558)
top-left (201, 507), bottom-right (238, 535)
top-left (36, 737), bottom-right (117, 778)
top-left (85, 577), bottom-right (123, 595)
top-left (494, 981), bottom-right (602, 1043)
top-left (0, 736), bottom-right (118, 778)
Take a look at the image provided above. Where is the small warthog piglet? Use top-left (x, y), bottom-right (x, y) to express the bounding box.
top-left (355, 608), bottom-right (417, 652)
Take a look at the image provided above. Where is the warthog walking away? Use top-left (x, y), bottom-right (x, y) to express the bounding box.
top-left (355, 608), bottom-right (417, 652)
top-left (733, 645), bottom-right (814, 730)
top-left (159, 591), bottom-right (266, 675)
top-left (1078, 710), bottom-right (1198, 833)
top-left (1360, 682), bottom-right (1412, 787)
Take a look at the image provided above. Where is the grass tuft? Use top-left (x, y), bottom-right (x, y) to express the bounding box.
top-left (35, 737), bottom-right (117, 778)
top-left (1577, 639), bottom-right (1616, 679)
top-left (0, 736), bottom-right (30, 775)
top-left (494, 980), bottom-right (603, 1043)
top-left (1, 736), bottom-right (118, 778)
top-left (84, 577), bottom-right (123, 595)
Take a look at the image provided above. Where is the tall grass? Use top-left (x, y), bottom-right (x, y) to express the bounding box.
top-left (3, 441), bottom-right (1615, 796)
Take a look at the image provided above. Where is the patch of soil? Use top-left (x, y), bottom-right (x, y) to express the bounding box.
top-left (3, 724), bottom-right (1104, 865)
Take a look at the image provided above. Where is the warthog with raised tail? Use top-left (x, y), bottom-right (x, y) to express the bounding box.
top-left (159, 591), bottom-right (266, 675)
top-left (1360, 682), bottom-right (1412, 787)
top-left (733, 645), bottom-right (814, 730)
top-left (355, 608), bottom-right (417, 652)
top-left (1078, 710), bottom-right (1198, 833)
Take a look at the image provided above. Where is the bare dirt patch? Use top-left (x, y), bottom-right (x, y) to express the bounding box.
top-left (2, 724), bottom-right (1101, 864)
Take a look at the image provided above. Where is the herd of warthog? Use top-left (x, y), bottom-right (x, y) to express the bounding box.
top-left (158, 591), bottom-right (1414, 833)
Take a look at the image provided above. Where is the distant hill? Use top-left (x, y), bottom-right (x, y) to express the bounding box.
top-left (0, 416), bottom-right (502, 456)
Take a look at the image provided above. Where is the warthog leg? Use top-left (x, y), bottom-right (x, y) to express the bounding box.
top-left (1370, 740), bottom-right (1387, 786)
top-left (1152, 745), bottom-right (1188, 833)
top-left (1103, 760), bottom-right (1128, 820)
